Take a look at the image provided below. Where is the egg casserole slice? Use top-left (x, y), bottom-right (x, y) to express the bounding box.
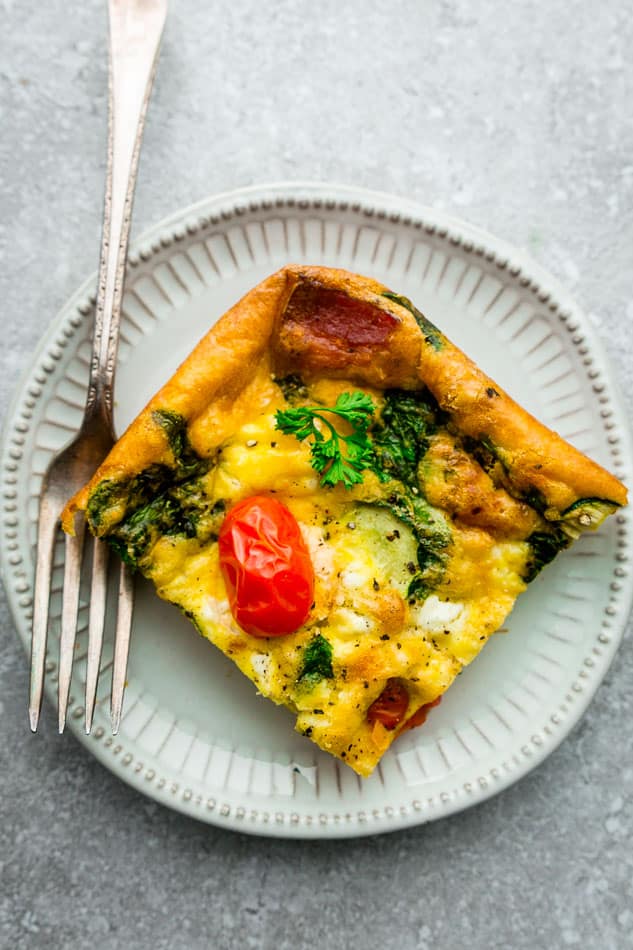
top-left (62, 266), bottom-right (627, 776)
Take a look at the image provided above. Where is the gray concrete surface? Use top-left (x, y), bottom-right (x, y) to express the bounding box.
top-left (2, 1), bottom-right (633, 948)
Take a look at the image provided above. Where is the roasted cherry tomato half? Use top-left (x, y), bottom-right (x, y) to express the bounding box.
top-left (400, 695), bottom-right (441, 733)
top-left (368, 683), bottom-right (441, 732)
top-left (367, 680), bottom-right (410, 731)
top-left (218, 495), bottom-right (314, 638)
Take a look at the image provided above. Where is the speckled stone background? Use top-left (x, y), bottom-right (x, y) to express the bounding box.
top-left (2, 2), bottom-right (632, 948)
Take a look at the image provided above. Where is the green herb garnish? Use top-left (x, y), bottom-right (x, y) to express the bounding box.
top-left (275, 391), bottom-right (379, 489)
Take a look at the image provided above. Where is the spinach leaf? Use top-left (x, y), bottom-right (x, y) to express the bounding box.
top-left (87, 411), bottom-right (217, 566)
top-left (366, 388), bottom-right (452, 597)
top-left (460, 434), bottom-right (501, 476)
top-left (106, 495), bottom-right (197, 568)
top-left (152, 409), bottom-right (210, 480)
top-left (523, 529), bottom-right (569, 583)
top-left (382, 291), bottom-right (444, 351)
top-left (86, 463), bottom-right (172, 533)
top-left (275, 374), bottom-right (309, 404)
top-left (86, 478), bottom-right (127, 530)
top-left (522, 487), bottom-right (549, 516)
top-left (298, 634), bottom-right (334, 687)
top-left (372, 388), bottom-right (443, 487)
top-left (106, 489), bottom-right (225, 570)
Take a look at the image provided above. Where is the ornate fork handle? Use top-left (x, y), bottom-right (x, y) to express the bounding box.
top-left (87, 0), bottom-right (167, 430)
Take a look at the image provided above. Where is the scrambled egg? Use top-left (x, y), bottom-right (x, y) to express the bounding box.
top-left (145, 397), bottom-right (530, 776)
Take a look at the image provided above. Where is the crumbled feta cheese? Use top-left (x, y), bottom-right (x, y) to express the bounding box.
top-left (332, 607), bottom-right (374, 635)
top-left (250, 653), bottom-right (272, 688)
top-left (413, 595), bottom-right (465, 634)
top-left (340, 568), bottom-right (367, 590)
top-left (300, 525), bottom-right (334, 581)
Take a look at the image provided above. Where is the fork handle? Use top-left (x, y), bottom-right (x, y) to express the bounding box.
top-left (85, 0), bottom-right (167, 431)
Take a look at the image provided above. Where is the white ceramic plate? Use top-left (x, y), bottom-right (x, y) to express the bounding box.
top-left (2, 183), bottom-right (632, 838)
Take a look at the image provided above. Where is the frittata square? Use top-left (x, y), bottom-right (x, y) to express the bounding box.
top-left (62, 266), bottom-right (626, 775)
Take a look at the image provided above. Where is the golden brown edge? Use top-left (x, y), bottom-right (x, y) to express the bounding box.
top-left (62, 262), bottom-right (627, 532)
top-left (413, 319), bottom-right (627, 513)
top-left (61, 267), bottom-right (296, 532)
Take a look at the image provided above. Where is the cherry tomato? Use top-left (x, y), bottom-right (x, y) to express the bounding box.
top-left (218, 495), bottom-right (314, 638)
top-left (367, 683), bottom-right (441, 733)
top-left (367, 680), bottom-right (409, 730)
top-left (400, 695), bottom-right (441, 733)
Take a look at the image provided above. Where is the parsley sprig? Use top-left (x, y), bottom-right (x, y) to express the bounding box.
top-left (274, 391), bottom-right (378, 489)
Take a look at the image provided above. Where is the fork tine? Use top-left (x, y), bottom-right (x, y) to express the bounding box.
top-left (29, 504), bottom-right (60, 732)
top-left (110, 562), bottom-right (134, 734)
top-left (57, 521), bottom-right (86, 733)
top-left (84, 538), bottom-right (110, 734)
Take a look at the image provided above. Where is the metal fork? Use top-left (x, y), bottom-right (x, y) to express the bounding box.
top-left (29, 0), bottom-right (168, 736)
